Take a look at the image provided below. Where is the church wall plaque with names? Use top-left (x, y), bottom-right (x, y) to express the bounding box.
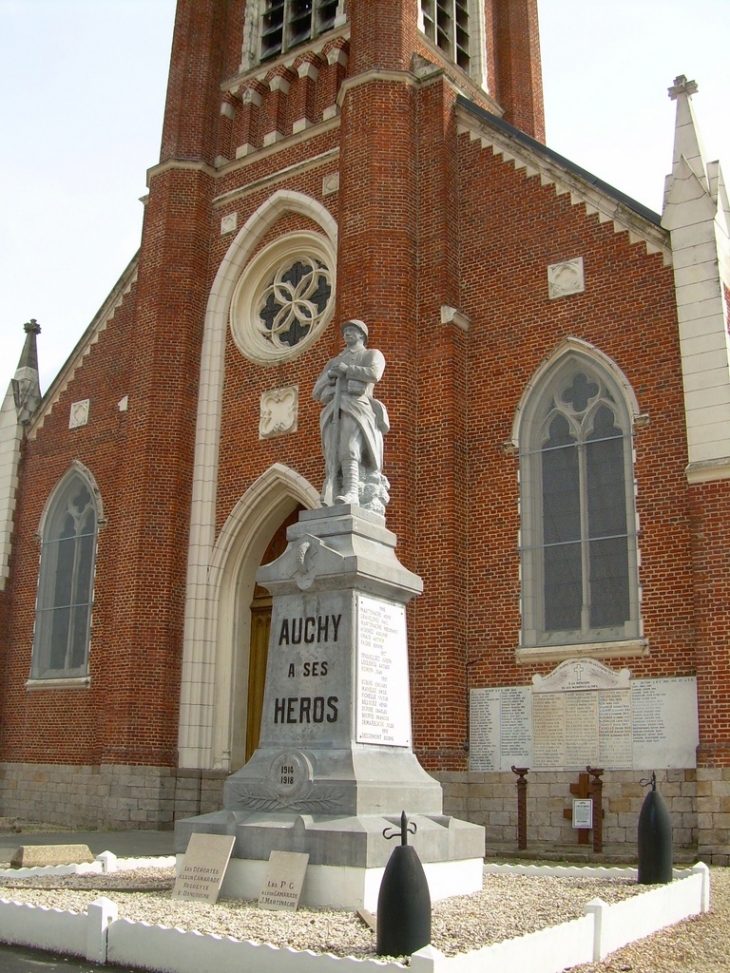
top-left (469, 686), bottom-right (532, 771)
top-left (355, 594), bottom-right (411, 747)
top-left (469, 660), bottom-right (698, 772)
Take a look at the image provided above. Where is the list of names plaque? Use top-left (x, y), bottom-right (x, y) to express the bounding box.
top-left (356, 595), bottom-right (411, 747)
top-left (469, 687), bottom-right (532, 771)
top-left (469, 666), bottom-right (698, 772)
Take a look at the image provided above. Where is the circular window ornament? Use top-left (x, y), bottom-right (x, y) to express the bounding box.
top-left (230, 232), bottom-right (336, 364)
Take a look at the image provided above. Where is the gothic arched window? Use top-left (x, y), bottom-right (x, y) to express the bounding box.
top-left (519, 354), bottom-right (640, 649)
top-left (31, 468), bottom-right (100, 680)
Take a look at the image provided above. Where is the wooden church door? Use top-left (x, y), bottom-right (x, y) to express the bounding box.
top-left (244, 506), bottom-right (302, 763)
top-left (245, 595), bottom-right (271, 761)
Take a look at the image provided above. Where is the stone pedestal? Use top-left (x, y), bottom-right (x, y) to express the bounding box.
top-left (176, 505), bottom-right (484, 910)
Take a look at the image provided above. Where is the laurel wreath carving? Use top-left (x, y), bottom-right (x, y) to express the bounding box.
top-left (232, 781), bottom-right (346, 813)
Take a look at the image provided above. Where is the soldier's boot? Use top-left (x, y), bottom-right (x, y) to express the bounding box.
top-left (336, 459), bottom-right (360, 505)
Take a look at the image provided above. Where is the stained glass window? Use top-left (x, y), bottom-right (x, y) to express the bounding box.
top-left (31, 471), bottom-right (99, 679)
top-left (520, 358), bottom-right (639, 647)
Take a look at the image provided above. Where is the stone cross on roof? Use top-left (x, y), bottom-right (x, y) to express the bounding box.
top-left (668, 75), bottom-right (698, 100)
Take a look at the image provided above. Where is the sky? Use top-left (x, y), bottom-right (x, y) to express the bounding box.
top-left (1, 0), bottom-right (729, 394)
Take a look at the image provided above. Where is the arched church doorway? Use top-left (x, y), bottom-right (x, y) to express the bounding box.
top-left (243, 506), bottom-right (301, 763)
top-left (208, 465), bottom-right (319, 775)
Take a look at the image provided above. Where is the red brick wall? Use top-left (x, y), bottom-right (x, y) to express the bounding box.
top-left (2, 279), bottom-right (136, 766)
top-left (690, 479), bottom-right (730, 766)
top-left (411, 78), bottom-right (469, 768)
top-left (160, 0), bottom-right (233, 164)
top-left (487, 0), bottom-right (545, 140)
top-left (0, 0), bottom-right (716, 790)
top-left (456, 132), bottom-right (691, 701)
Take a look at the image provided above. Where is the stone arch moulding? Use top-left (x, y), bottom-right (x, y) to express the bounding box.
top-left (36, 459), bottom-right (106, 541)
top-left (508, 337), bottom-right (642, 452)
top-left (209, 464), bottom-right (319, 773)
top-left (178, 191), bottom-right (337, 770)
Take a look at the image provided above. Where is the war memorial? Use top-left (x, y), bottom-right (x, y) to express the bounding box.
top-left (176, 321), bottom-right (485, 910)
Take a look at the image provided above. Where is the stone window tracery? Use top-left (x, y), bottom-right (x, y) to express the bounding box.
top-left (519, 354), bottom-right (640, 649)
top-left (230, 232), bottom-right (336, 364)
top-left (31, 468), bottom-right (100, 680)
top-left (420, 0), bottom-right (470, 71)
top-left (257, 256), bottom-right (331, 348)
top-left (418, 0), bottom-right (486, 88)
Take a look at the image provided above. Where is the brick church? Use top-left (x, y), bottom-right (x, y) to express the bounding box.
top-left (1, 0), bottom-right (729, 862)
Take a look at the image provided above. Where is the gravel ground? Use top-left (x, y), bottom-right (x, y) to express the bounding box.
top-left (0, 865), bottom-right (727, 968)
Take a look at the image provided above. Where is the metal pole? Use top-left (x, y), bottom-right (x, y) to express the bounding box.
top-left (512, 766), bottom-right (529, 851)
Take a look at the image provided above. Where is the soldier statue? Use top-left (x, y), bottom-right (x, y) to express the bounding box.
top-left (312, 320), bottom-right (390, 516)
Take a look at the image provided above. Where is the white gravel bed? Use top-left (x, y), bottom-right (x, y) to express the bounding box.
top-left (0, 867), bottom-right (647, 960)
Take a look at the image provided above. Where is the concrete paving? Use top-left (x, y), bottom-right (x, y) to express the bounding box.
top-left (0, 828), bottom-right (176, 865)
top-left (0, 827), bottom-right (175, 970)
top-left (0, 940), bottom-right (144, 972)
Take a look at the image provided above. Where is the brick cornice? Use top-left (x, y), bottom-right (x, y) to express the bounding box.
top-left (146, 158), bottom-right (217, 187)
top-left (223, 26), bottom-right (350, 94)
top-left (213, 147), bottom-right (339, 208)
top-left (214, 117), bottom-right (341, 180)
top-left (336, 67), bottom-right (419, 107)
top-left (456, 103), bottom-right (672, 265)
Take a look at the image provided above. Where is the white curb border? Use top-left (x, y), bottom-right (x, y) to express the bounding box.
top-left (0, 857), bottom-right (711, 973)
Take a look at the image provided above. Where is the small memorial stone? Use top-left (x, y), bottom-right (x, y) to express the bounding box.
top-left (258, 850), bottom-right (309, 911)
top-left (10, 844), bottom-right (95, 868)
top-left (172, 833), bottom-right (235, 904)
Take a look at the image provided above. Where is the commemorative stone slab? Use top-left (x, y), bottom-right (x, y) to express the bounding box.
top-left (258, 850), bottom-right (309, 911)
top-left (10, 844), bottom-right (95, 868)
top-left (469, 661), bottom-right (699, 772)
top-left (173, 833), bottom-right (235, 903)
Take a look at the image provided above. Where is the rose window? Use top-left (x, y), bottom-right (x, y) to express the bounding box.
top-left (257, 258), bottom-right (332, 349)
top-left (230, 232), bottom-right (336, 364)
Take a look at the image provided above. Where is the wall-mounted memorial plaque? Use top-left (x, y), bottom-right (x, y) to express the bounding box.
top-left (532, 659), bottom-right (630, 770)
top-left (632, 677), bottom-right (698, 768)
top-left (356, 594), bottom-right (411, 747)
top-left (469, 662), bottom-right (699, 772)
top-left (469, 686), bottom-right (532, 771)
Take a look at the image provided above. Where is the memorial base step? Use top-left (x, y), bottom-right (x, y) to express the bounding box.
top-left (175, 849), bottom-right (484, 911)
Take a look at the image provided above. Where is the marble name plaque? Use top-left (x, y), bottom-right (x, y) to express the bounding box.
top-left (469, 665), bottom-right (698, 772)
top-left (355, 594), bottom-right (411, 747)
top-left (173, 833), bottom-right (235, 903)
top-left (259, 851), bottom-right (309, 911)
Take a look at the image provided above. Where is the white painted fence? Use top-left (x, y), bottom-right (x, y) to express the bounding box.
top-left (0, 859), bottom-right (711, 973)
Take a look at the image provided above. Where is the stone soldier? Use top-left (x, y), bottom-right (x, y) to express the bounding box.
top-left (312, 320), bottom-right (390, 514)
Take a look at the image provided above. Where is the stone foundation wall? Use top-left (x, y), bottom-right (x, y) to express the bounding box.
top-left (435, 769), bottom-right (708, 858)
top-left (0, 764), bottom-right (227, 830)
top-left (697, 768), bottom-right (730, 865)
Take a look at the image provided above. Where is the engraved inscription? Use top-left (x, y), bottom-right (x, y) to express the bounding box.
top-left (356, 595), bottom-right (411, 747)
